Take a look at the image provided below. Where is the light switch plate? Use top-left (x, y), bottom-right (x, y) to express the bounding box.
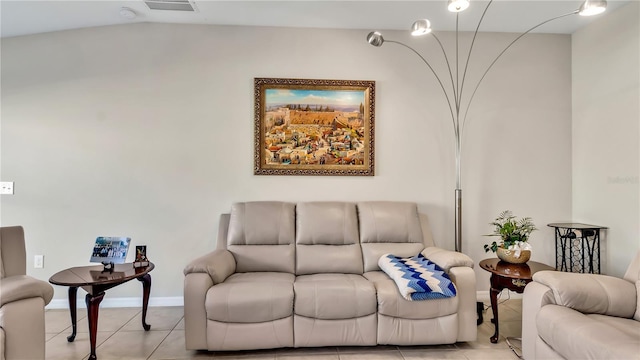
top-left (34, 255), bottom-right (44, 268)
top-left (0, 182), bottom-right (14, 195)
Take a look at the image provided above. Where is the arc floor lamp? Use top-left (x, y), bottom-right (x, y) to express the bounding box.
top-left (367, 0), bottom-right (607, 253)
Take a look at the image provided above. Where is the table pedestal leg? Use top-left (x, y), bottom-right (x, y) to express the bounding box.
top-left (86, 292), bottom-right (105, 360)
top-left (476, 301), bottom-right (484, 325)
top-left (67, 287), bottom-right (78, 342)
top-left (137, 274), bottom-right (152, 331)
top-left (489, 284), bottom-right (501, 343)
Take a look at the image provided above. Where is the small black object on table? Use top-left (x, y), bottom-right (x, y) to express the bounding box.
top-left (49, 262), bottom-right (154, 360)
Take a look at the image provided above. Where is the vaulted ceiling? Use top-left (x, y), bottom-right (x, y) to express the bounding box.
top-left (1, 0), bottom-right (631, 38)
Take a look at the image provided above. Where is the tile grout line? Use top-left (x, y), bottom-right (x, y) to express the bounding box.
top-left (93, 308), bottom-right (143, 357)
top-left (146, 315), bottom-right (185, 360)
top-left (399, 345), bottom-right (407, 360)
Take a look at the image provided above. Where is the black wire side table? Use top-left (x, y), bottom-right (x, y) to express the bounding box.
top-left (548, 223), bottom-right (607, 274)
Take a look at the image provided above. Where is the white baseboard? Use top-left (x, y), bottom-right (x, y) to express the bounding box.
top-left (46, 296), bottom-right (184, 309)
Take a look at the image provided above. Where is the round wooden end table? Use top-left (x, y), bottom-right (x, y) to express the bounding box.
top-left (479, 258), bottom-right (555, 344)
top-left (49, 262), bottom-right (154, 360)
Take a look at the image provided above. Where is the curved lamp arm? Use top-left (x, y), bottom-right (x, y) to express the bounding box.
top-left (460, 10), bottom-right (578, 137)
top-left (459, 0), bottom-right (494, 108)
top-left (384, 39), bottom-right (458, 139)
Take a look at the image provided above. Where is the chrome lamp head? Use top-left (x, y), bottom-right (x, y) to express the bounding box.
top-left (447, 0), bottom-right (470, 12)
top-left (578, 0), bottom-right (607, 16)
top-left (411, 19), bottom-right (432, 36)
top-left (366, 31), bottom-right (385, 47)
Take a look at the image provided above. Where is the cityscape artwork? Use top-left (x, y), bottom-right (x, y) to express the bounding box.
top-left (254, 78), bottom-right (375, 176)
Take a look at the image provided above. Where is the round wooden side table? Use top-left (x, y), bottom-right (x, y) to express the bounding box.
top-left (479, 258), bottom-right (555, 344)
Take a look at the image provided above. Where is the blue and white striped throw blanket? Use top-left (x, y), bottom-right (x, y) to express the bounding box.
top-left (378, 253), bottom-right (457, 301)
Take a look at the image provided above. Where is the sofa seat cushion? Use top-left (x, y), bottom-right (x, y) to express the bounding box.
top-left (206, 272), bottom-right (294, 323)
top-left (364, 271), bottom-right (458, 319)
top-left (537, 304), bottom-right (640, 360)
top-left (294, 274), bottom-right (376, 320)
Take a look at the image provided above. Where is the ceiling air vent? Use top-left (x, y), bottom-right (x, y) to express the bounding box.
top-left (144, 0), bottom-right (197, 12)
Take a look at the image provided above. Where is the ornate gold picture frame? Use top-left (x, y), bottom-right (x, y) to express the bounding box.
top-left (254, 78), bottom-right (375, 176)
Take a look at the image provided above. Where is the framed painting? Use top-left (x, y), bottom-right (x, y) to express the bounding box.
top-left (254, 78), bottom-right (375, 176)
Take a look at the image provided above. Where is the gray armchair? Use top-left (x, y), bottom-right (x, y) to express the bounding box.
top-left (0, 226), bottom-right (54, 360)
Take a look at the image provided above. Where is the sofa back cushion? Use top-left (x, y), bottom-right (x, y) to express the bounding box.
top-left (0, 226), bottom-right (27, 278)
top-left (227, 201), bottom-right (296, 273)
top-left (623, 250), bottom-right (640, 321)
top-left (295, 202), bottom-right (363, 275)
top-left (358, 202), bottom-right (426, 272)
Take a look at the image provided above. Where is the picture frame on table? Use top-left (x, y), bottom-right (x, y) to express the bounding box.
top-left (90, 237), bottom-right (130, 265)
top-left (133, 245), bottom-right (149, 268)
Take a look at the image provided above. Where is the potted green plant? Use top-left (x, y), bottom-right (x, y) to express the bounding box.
top-left (484, 210), bottom-right (536, 264)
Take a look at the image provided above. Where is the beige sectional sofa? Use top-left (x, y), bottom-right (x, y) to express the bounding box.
top-left (522, 250), bottom-right (640, 360)
top-left (183, 201), bottom-right (477, 351)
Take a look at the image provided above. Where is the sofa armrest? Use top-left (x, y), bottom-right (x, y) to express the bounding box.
top-left (522, 281), bottom-right (557, 360)
top-left (533, 271), bottom-right (636, 318)
top-left (420, 247), bottom-right (475, 342)
top-left (183, 249), bottom-right (236, 351)
top-left (183, 249), bottom-right (236, 285)
top-left (0, 275), bottom-right (54, 307)
top-left (410, 246), bottom-right (476, 342)
top-left (448, 266), bottom-right (477, 342)
top-left (421, 247), bottom-right (474, 272)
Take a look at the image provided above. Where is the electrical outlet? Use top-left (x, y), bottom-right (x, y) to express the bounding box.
top-left (34, 255), bottom-right (44, 268)
top-left (0, 182), bottom-right (14, 195)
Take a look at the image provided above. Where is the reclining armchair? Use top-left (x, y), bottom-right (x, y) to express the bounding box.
top-left (523, 250), bottom-right (640, 359)
top-left (0, 226), bottom-right (54, 360)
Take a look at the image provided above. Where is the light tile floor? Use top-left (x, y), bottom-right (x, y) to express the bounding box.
top-left (45, 299), bottom-right (522, 360)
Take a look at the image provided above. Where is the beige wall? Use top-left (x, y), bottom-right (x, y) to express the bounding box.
top-left (572, 1), bottom-right (640, 277)
top-left (1, 23), bottom-right (572, 303)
